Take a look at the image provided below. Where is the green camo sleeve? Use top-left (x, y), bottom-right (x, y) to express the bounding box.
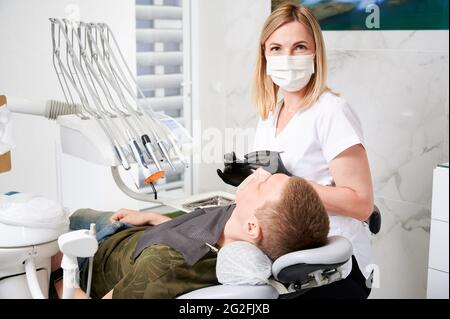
top-left (111, 245), bottom-right (217, 299)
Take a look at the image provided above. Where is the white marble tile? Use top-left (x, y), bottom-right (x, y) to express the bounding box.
top-left (444, 97), bottom-right (449, 163)
top-left (223, 0), bottom-right (269, 130)
top-left (191, 0), bottom-right (270, 191)
top-left (323, 31), bottom-right (449, 53)
top-left (221, 0), bottom-right (269, 152)
top-left (328, 50), bottom-right (449, 206)
top-left (369, 197), bottom-right (431, 299)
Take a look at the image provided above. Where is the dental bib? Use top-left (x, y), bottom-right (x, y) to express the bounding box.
top-left (216, 241), bottom-right (272, 286)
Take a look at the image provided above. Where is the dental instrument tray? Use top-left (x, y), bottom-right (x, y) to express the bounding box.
top-left (182, 195), bottom-right (235, 211)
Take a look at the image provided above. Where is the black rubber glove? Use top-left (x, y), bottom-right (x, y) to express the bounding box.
top-left (244, 150), bottom-right (292, 176)
top-left (216, 152), bottom-right (254, 187)
top-left (217, 150), bottom-right (292, 187)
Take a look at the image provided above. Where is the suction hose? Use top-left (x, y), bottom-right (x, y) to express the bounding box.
top-left (6, 97), bottom-right (82, 119)
top-left (45, 100), bottom-right (83, 120)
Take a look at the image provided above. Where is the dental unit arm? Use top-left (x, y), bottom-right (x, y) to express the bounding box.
top-left (46, 18), bottom-right (193, 203)
top-left (7, 19), bottom-right (193, 203)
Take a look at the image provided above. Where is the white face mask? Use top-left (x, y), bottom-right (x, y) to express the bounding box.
top-left (266, 54), bottom-right (315, 92)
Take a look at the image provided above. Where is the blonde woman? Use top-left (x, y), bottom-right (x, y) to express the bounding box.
top-left (226, 2), bottom-right (374, 298)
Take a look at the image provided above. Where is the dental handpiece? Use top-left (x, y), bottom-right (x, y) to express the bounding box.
top-left (126, 130), bottom-right (165, 184)
top-left (142, 114), bottom-right (176, 170)
top-left (141, 135), bottom-right (165, 183)
top-left (96, 117), bottom-right (131, 171)
top-left (113, 140), bottom-right (130, 170)
top-left (142, 134), bottom-right (163, 172)
top-left (126, 129), bottom-right (147, 168)
top-left (157, 140), bottom-right (175, 170)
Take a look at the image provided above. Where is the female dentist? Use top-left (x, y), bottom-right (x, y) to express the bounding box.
top-left (251, 3), bottom-right (374, 298)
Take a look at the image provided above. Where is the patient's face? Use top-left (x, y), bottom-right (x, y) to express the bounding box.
top-left (235, 168), bottom-right (290, 221)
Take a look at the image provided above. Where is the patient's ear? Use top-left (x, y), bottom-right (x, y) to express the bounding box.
top-left (245, 217), bottom-right (262, 243)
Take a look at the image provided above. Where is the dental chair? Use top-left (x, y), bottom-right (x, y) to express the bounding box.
top-left (177, 236), bottom-right (352, 299)
top-left (178, 207), bottom-right (381, 299)
top-left (51, 206), bottom-right (379, 300)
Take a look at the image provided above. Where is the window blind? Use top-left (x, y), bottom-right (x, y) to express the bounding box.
top-left (135, 0), bottom-right (189, 195)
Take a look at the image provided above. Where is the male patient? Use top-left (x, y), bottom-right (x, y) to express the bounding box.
top-left (53, 168), bottom-right (329, 299)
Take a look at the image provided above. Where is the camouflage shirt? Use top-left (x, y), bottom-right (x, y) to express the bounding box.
top-left (90, 226), bottom-right (218, 299)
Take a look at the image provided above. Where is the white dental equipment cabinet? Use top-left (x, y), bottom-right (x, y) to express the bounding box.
top-left (426, 163), bottom-right (449, 299)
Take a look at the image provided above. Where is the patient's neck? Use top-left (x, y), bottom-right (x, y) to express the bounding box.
top-left (216, 206), bottom-right (245, 248)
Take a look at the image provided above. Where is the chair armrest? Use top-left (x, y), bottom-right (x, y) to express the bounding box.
top-left (365, 205), bottom-right (381, 234)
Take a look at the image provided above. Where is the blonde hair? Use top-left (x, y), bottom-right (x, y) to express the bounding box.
top-left (252, 1), bottom-right (330, 120)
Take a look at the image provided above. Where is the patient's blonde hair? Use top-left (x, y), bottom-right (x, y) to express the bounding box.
top-left (255, 176), bottom-right (329, 261)
top-left (252, 1), bottom-right (330, 120)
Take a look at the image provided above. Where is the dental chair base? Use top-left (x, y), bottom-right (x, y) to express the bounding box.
top-left (0, 240), bottom-right (61, 299)
top-left (178, 284), bottom-right (279, 299)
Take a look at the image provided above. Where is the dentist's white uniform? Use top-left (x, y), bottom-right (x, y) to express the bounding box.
top-left (253, 91), bottom-right (371, 279)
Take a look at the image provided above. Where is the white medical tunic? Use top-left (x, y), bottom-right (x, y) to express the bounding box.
top-left (253, 91), bottom-right (371, 279)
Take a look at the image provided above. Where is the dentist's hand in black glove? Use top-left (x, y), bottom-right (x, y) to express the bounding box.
top-left (217, 150), bottom-right (292, 187)
top-left (244, 150), bottom-right (292, 176)
top-left (216, 152), bottom-right (254, 187)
